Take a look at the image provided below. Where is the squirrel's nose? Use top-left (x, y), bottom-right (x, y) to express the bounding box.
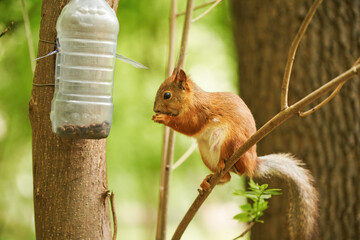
top-left (153, 104), bottom-right (159, 113)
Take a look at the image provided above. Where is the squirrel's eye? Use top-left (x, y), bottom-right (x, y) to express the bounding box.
top-left (164, 92), bottom-right (171, 99)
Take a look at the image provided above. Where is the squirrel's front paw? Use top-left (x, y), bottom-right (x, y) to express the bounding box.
top-left (152, 114), bottom-right (170, 124)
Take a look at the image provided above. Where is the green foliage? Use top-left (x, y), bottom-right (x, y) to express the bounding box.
top-left (233, 179), bottom-right (281, 224)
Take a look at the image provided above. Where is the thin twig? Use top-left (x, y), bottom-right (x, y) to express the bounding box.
top-left (110, 193), bottom-right (117, 240)
top-left (0, 21), bottom-right (14, 38)
top-left (177, 0), bottom-right (195, 69)
top-left (177, 1), bottom-right (216, 17)
top-left (280, 0), bottom-right (323, 110)
top-left (171, 64), bottom-right (360, 240)
top-left (156, 130), bottom-right (176, 240)
top-left (172, 142), bottom-right (197, 170)
top-left (233, 221), bottom-right (256, 240)
top-left (156, 1), bottom-right (177, 238)
top-left (156, 0), bottom-right (194, 239)
top-left (298, 83), bottom-right (344, 117)
top-left (299, 57), bottom-right (360, 117)
top-left (192, 0), bottom-right (223, 23)
top-left (21, 0), bottom-right (36, 74)
top-left (166, 0), bottom-right (177, 77)
top-left (106, 191), bottom-right (118, 240)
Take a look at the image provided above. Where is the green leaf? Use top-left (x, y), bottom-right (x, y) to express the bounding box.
top-left (248, 179), bottom-right (259, 189)
top-left (240, 203), bottom-right (252, 211)
top-left (263, 189), bottom-right (282, 195)
top-left (233, 179), bottom-right (282, 226)
top-left (259, 194), bottom-right (272, 199)
top-left (233, 212), bottom-right (251, 222)
top-left (257, 201), bottom-right (268, 212)
top-left (233, 190), bottom-right (245, 196)
top-left (244, 195), bottom-right (257, 202)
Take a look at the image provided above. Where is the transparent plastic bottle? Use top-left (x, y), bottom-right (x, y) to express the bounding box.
top-left (50, 0), bottom-right (119, 139)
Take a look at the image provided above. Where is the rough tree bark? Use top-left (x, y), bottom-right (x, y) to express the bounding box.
top-left (232, 0), bottom-right (360, 239)
top-left (29, 0), bottom-right (119, 239)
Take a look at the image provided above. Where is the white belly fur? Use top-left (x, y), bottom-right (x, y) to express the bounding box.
top-left (195, 123), bottom-right (227, 171)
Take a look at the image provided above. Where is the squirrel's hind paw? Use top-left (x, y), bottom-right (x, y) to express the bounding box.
top-left (200, 174), bottom-right (213, 191)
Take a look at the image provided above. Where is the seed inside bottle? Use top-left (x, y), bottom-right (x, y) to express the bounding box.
top-left (56, 121), bottom-right (111, 139)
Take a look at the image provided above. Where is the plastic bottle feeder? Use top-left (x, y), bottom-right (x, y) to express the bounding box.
top-left (50, 0), bottom-right (119, 139)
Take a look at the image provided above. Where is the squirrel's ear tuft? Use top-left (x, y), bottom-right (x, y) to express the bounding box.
top-left (172, 68), bottom-right (187, 81)
top-left (178, 69), bottom-right (187, 82)
top-left (174, 68), bottom-right (190, 91)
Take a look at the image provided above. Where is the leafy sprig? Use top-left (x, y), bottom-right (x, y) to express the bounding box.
top-left (233, 179), bottom-right (282, 239)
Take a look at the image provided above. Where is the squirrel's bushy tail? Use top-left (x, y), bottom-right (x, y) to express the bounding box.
top-left (254, 153), bottom-right (318, 240)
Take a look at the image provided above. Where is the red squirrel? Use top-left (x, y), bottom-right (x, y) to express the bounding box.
top-left (152, 69), bottom-right (318, 240)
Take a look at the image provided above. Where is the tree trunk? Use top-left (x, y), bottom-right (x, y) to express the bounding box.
top-left (29, 0), bottom-right (119, 239)
top-left (232, 0), bottom-right (360, 239)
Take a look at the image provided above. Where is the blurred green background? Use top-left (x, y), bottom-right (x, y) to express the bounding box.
top-left (0, 0), bottom-right (247, 239)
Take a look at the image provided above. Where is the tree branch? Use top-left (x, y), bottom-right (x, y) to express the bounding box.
top-left (21, 0), bottom-right (36, 73)
top-left (172, 142), bottom-right (197, 170)
top-left (156, 0), bottom-right (177, 238)
top-left (177, 0), bottom-right (194, 68)
top-left (299, 57), bottom-right (360, 117)
top-left (171, 64), bottom-right (360, 240)
top-left (298, 82), bottom-right (344, 117)
top-left (110, 192), bottom-right (117, 240)
top-left (192, 0), bottom-right (223, 23)
top-left (233, 221), bottom-right (256, 240)
top-left (177, 1), bottom-right (217, 17)
top-left (0, 21), bottom-right (14, 38)
top-left (156, 129), bottom-right (176, 240)
top-left (166, 0), bottom-right (177, 77)
top-left (280, 0), bottom-right (323, 110)
top-left (157, 1), bottom-right (195, 239)
top-left (106, 191), bottom-right (118, 240)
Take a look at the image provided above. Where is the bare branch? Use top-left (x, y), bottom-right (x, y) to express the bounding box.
top-left (166, 0), bottom-right (178, 76)
top-left (299, 83), bottom-right (344, 117)
top-left (156, 129), bottom-right (176, 240)
top-left (172, 142), bottom-right (197, 170)
top-left (192, 0), bottom-right (223, 23)
top-left (353, 57), bottom-right (360, 67)
top-left (177, 1), bottom-right (217, 17)
top-left (156, 0), bottom-right (177, 233)
top-left (177, 0), bottom-right (195, 68)
top-left (21, 0), bottom-right (36, 74)
top-left (156, 0), bottom-right (193, 238)
top-left (233, 221), bottom-right (256, 240)
top-left (171, 64), bottom-right (360, 240)
top-left (106, 191), bottom-right (118, 240)
top-left (299, 57), bottom-right (360, 117)
top-left (0, 21), bottom-right (14, 38)
top-left (110, 193), bottom-right (117, 240)
top-left (105, 191), bottom-right (117, 240)
top-left (280, 0), bottom-right (323, 110)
